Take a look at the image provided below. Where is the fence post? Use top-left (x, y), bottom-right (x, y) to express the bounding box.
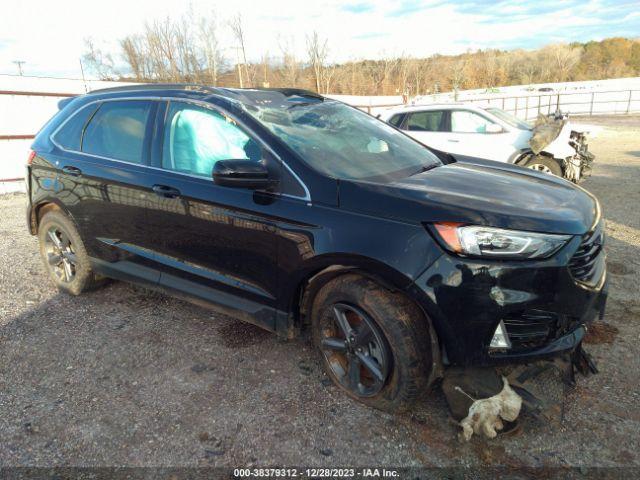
top-left (590, 92), bottom-right (595, 116)
top-left (525, 96), bottom-right (529, 120)
top-left (514, 97), bottom-right (518, 116)
top-left (627, 90), bottom-right (632, 114)
top-left (502, 97), bottom-right (505, 110)
top-left (537, 95), bottom-right (541, 116)
top-left (556, 93), bottom-right (560, 113)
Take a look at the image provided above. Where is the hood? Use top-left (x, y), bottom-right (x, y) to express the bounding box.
top-left (529, 115), bottom-right (565, 154)
top-left (338, 162), bottom-right (598, 235)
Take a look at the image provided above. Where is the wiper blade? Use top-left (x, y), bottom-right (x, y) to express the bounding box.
top-left (410, 164), bottom-right (439, 176)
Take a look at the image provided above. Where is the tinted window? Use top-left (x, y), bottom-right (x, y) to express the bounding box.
top-left (162, 102), bottom-right (259, 177)
top-left (486, 108), bottom-right (532, 130)
top-left (406, 111), bottom-right (445, 132)
top-left (82, 100), bottom-right (152, 163)
top-left (451, 110), bottom-right (496, 133)
top-left (53, 103), bottom-right (100, 151)
top-left (388, 114), bottom-right (405, 127)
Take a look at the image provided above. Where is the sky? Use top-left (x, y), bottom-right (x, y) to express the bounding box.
top-left (1, 0), bottom-right (639, 79)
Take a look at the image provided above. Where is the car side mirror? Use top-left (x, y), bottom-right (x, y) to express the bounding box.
top-left (485, 124), bottom-right (504, 134)
top-left (212, 160), bottom-right (277, 190)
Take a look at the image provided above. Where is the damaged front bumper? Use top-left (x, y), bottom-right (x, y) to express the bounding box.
top-left (409, 233), bottom-right (608, 367)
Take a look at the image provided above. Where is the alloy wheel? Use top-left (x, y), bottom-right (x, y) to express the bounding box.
top-left (44, 226), bottom-right (77, 283)
top-left (319, 303), bottom-right (391, 397)
top-left (528, 163), bottom-right (553, 174)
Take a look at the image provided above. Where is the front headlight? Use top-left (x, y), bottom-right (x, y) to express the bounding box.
top-left (432, 222), bottom-right (571, 259)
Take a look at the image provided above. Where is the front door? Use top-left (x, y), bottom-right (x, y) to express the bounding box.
top-left (143, 100), bottom-right (281, 331)
top-left (446, 109), bottom-right (513, 162)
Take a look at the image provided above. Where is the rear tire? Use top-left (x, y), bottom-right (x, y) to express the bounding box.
top-left (311, 274), bottom-right (438, 413)
top-left (38, 211), bottom-right (106, 295)
top-left (524, 155), bottom-right (563, 177)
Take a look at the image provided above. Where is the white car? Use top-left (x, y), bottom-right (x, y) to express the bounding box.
top-left (380, 104), bottom-right (595, 182)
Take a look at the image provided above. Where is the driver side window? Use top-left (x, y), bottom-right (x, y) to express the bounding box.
top-left (451, 110), bottom-right (496, 134)
top-left (162, 102), bottom-right (261, 177)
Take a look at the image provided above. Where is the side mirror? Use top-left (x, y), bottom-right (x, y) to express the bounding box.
top-left (485, 123), bottom-right (504, 134)
top-left (212, 160), bottom-right (277, 190)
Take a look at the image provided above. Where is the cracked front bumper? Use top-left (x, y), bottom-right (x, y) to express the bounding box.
top-left (408, 237), bottom-right (608, 367)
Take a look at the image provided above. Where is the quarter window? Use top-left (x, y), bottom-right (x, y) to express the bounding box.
top-left (405, 111), bottom-right (445, 132)
top-left (162, 102), bottom-right (259, 177)
top-left (53, 103), bottom-right (100, 151)
top-left (388, 114), bottom-right (405, 127)
top-left (451, 110), bottom-right (496, 133)
top-left (82, 100), bottom-right (152, 163)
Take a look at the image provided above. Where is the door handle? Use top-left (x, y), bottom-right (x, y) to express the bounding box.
top-left (447, 139), bottom-right (460, 143)
top-left (62, 166), bottom-right (82, 176)
top-left (152, 184), bottom-right (181, 198)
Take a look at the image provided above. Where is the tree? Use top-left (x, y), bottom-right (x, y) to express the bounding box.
top-left (197, 12), bottom-right (224, 85)
top-left (82, 38), bottom-right (117, 80)
top-left (306, 31), bottom-right (330, 93)
top-left (229, 13), bottom-right (251, 87)
top-left (279, 36), bottom-right (301, 87)
top-left (541, 44), bottom-right (582, 82)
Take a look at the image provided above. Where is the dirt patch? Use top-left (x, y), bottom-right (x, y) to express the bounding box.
top-left (584, 322), bottom-right (619, 345)
top-left (216, 320), bottom-right (271, 348)
top-left (607, 260), bottom-right (635, 276)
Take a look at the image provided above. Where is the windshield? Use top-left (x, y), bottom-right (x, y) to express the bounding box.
top-left (486, 107), bottom-right (532, 130)
top-left (244, 99), bottom-right (441, 182)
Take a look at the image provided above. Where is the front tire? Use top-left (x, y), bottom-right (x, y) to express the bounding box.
top-left (311, 274), bottom-right (438, 413)
top-left (524, 155), bottom-right (563, 177)
top-left (38, 211), bottom-right (105, 295)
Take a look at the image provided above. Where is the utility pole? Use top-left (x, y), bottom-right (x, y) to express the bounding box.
top-left (13, 60), bottom-right (25, 76)
top-left (79, 58), bottom-right (88, 93)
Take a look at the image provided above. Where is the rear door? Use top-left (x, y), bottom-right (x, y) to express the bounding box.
top-left (400, 110), bottom-right (450, 151)
top-left (52, 99), bottom-right (160, 286)
top-left (142, 100), bottom-right (284, 332)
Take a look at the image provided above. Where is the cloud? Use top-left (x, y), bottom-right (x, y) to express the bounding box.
top-left (0, 0), bottom-right (638, 78)
top-left (341, 2), bottom-right (375, 14)
top-left (353, 32), bottom-right (390, 40)
top-left (388, 0), bottom-right (445, 17)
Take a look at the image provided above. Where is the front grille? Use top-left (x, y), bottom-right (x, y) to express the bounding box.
top-left (569, 219), bottom-right (605, 287)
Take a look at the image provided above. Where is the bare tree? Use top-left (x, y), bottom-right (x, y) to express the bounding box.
top-left (82, 38), bottom-right (117, 80)
top-left (279, 36), bottom-right (301, 87)
top-left (229, 13), bottom-right (251, 87)
top-left (306, 31), bottom-right (329, 93)
top-left (542, 44), bottom-right (582, 82)
top-left (449, 56), bottom-right (468, 98)
top-left (198, 12), bottom-right (224, 85)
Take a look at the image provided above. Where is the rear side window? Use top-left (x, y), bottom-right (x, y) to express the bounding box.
top-left (406, 111), bottom-right (445, 132)
top-left (162, 102), bottom-right (258, 177)
top-left (82, 100), bottom-right (152, 163)
top-left (52, 103), bottom-right (99, 151)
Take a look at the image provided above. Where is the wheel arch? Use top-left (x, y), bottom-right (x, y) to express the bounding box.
top-left (287, 254), bottom-right (434, 335)
top-left (29, 199), bottom-right (76, 235)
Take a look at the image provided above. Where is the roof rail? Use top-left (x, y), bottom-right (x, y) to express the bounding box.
top-left (87, 83), bottom-right (222, 95)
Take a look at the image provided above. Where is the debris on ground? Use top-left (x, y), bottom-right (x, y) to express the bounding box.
top-left (456, 377), bottom-right (522, 441)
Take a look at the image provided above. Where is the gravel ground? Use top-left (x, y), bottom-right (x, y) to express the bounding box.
top-left (0, 116), bottom-right (639, 470)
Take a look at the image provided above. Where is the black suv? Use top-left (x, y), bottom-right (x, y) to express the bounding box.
top-left (26, 85), bottom-right (607, 411)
